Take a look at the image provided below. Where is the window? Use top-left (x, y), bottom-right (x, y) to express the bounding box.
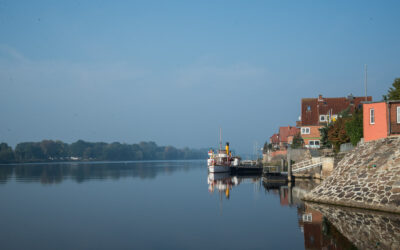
top-left (370, 108), bottom-right (375, 124)
top-left (397, 106), bottom-right (400, 124)
top-left (302, 214), bottom-right (312, 222)
top-left (319, 115), bottom-right (326, 122)
top-left (301, 127), bottom-right (310, 134)
top-left (307, 140), bottom-right (320, 148)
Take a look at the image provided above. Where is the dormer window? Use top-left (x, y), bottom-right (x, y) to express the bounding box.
top-left (301, 127), bottom-right (310, 134)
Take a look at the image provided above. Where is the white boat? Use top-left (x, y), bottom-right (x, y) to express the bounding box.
top-left (208, 164), bottom-right (231, 173)
top-left (207, 129), bottom-right (240, 173)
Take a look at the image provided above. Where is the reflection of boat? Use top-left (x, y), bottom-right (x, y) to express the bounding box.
top-left (207, 172), bottom-right (231, 181)
top-left (207, 172), bottom-right (234, 196)
top-left (207, 172), bottom-right (260, 199)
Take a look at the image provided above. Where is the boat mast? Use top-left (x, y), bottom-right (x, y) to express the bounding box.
top-left (219, 127), bottom-right (222, 151)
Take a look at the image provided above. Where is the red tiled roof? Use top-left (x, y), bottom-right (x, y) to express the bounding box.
top-left (270, 133), bottom-right (280, 144)
top-left (300, 95), bottom-right (372, 126)
top-left (279, 126), bottom-right (300, 143)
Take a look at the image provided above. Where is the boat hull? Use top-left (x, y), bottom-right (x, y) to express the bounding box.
top-left (208, 165), bottom-right (231, 173)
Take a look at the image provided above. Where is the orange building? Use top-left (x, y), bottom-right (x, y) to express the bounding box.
top-left (363, 100), bottom-right (400, 142)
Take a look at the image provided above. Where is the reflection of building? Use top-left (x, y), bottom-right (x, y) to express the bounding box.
top-left (297, 204), bottom-right (356, 250)
top-left (307, 203), bottom-right (400, 249)
top-left (262, 181), bottom-right (293, 207)
top-left (260, 180), bottom-right (356, 249)
top-left (298, 206), bottom-right (324, 249)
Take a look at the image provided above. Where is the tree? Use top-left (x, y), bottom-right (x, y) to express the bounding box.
top-left (0, 143), bottom-right (15, 163)
top-left (40, 140), bottom-right (68, 159)
top-left (263, 142), bottom-right (268, 153)
top-left (319, 124), bottom-right (332, 148)
top-left (328, 117), bottom-right (350, 152)
top-left (291, 133), bottom-right (303, 149)
top-left (338, 107), bottom-right (351, 118)
top-left (383, 78), bottom-right (400, 100)
top-left (345, 108), bottom-right (364, 146)
top-left (15, 142), bottom-right (45, 161)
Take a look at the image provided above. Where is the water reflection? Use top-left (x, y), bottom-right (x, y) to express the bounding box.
top-left (0, 160), bottom-right (202, 184)
top-left (260, 177), bottom-right (400, 249)
top-left (306, 203), bottom-right (400, 249)
top-left (207, 172), bottom-right (260, 199)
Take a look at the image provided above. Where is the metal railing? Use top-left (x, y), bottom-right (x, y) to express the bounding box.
top-left (292, 159), bottom-right (322, 173)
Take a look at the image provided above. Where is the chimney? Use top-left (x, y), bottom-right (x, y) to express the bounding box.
top-left (318, 94), bottom-right (323, 102)
top-left (347, 93), bottom-right (354, 104)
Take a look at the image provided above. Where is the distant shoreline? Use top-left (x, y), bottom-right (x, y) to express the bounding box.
top-left (0, 140), bottom-right (208, 164)
top-left (0, 158), bottom-right (206, 166)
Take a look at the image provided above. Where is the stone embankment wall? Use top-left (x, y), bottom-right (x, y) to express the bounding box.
top-left (307, 203), bottom-right (400, 249)
top-left (304, 137), bottom-right (400, 213)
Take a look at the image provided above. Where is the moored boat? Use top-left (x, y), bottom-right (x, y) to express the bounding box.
top-left (208, 142), bottom-right (240, 173)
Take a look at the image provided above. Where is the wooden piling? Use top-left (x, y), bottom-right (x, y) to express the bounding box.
top-left (287, 148), bottom-right (292, 182)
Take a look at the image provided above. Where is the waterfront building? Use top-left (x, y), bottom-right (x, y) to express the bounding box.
top-left (363, 100), bottom-right (400, 142)
top-left (269, 133), bottom-right (280, 149)
top-left (298, 94), bottom-right (372, 148)
top-left (279, 126), bottom-right (300, 148)
top-left (269, 126), bottom-right (299, 150)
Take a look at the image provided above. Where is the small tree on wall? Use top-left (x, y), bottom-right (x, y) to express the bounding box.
top-left (345, 108), bottom-right (364, 146)
top-left (328, 117), bottom-right (351, 153)
top-left (383, 78), bottom-right (400, 100)
top-left (291, 133), bottom-right (303, 149)
top-left (319, 124), bottom-right (332, 148)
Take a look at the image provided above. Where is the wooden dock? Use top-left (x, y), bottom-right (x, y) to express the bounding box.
top-left (263, 165), bottom-right (289, 182)
top-left (231, 160), bottom-right (263, 173)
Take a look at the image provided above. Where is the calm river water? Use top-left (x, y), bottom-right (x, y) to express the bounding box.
top-left (0, 160), bottom-right (399, 249)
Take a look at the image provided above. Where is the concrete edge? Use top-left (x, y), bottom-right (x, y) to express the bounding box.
top-left (302, 195), bottom-right (400, 214)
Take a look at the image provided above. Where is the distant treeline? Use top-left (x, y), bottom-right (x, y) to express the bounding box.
top-left (0, 140), bottom-right (207, 163)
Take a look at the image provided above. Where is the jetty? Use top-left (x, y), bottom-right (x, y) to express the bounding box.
top-left (231, 160), bottom-right (262, 173)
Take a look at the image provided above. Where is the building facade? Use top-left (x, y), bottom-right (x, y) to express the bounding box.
top-left (363, 100), bottom-right (400, 142)
top-left (299, 94), bottom-right (372, 148)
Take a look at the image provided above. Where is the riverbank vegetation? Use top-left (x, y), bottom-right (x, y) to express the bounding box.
top-left (0, 140), bottom-right (207, 164)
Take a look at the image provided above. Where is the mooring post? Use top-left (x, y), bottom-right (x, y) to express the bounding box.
top-left (288, 181), bottom-right (293, 205)
top-left (287, 148), bottom-right (292, 182)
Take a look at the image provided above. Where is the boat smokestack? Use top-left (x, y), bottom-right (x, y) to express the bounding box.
top-left (225, 142), bottom-right (229, 155)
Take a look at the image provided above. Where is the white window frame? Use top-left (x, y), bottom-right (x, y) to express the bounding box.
top-left (397, 106), bottom-right (400, 124)
top-left (301, 127), bottom-right (310, 135)
top-left (307, 140), bottom-right (320, 149)
top-left (302, 213), bottom-right (312, 222)
top-left (319, 115), bottom-right (326, 122)
top-left (370, 108), bottom-right (375, 124)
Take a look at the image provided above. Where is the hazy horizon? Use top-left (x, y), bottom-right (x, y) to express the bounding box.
top-left (1, 1), bottom-right (400, 154)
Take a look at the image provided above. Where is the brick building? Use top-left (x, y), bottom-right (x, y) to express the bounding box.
top-left (269, 126), bottom-right (300, 149)
top-left (298, 94), bottom-right (372, 148)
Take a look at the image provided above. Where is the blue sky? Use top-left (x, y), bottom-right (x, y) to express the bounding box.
top-left (0, 0), bottom-right (399, 154)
